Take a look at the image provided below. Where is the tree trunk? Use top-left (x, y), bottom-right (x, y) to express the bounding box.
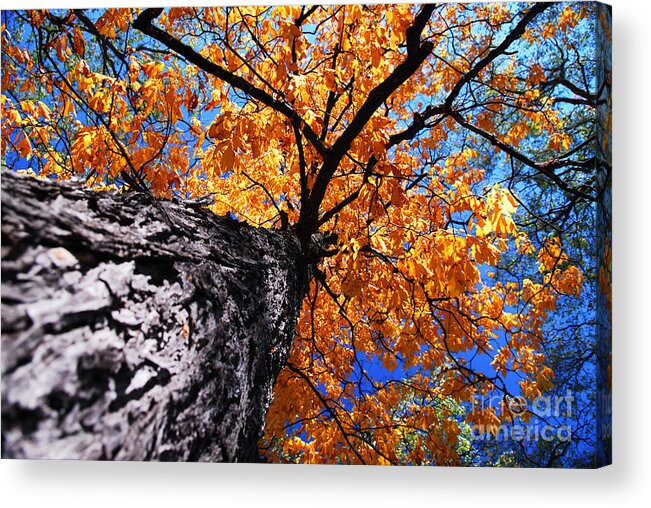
top-left (1, 169), bottom-right (305, 462)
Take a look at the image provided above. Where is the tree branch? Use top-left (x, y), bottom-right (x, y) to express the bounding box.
top-left (450, 111), bottom-right (596, 202)
top-left (133, 8), bottom-right (328, 158)
top-left (298, 4), bottom-right (437, 237)
top-left (443, 2), bottom-right (551, 112)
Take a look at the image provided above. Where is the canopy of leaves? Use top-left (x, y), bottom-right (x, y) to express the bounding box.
top-left (1, 2), bottom-right (610, 465)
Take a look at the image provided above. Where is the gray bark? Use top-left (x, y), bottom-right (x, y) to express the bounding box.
top-left (1, 169), bottom-right (305, 461)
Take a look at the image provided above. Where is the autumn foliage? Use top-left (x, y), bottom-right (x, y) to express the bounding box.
top-left (1, 3), bottom-right (607, 465)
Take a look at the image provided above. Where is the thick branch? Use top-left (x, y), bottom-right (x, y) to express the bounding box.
top-left (298, 4), bottom-right (437, 236)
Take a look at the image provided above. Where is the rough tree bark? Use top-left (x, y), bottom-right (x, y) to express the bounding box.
top-left (1, 169), bottom-right (306, 461)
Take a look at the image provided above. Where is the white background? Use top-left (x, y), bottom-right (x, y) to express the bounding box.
top-left (1, 0), bottom-right (649, 506)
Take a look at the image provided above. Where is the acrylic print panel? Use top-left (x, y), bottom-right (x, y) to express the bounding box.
top-left (1, 2), bottom-right (611, 467)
